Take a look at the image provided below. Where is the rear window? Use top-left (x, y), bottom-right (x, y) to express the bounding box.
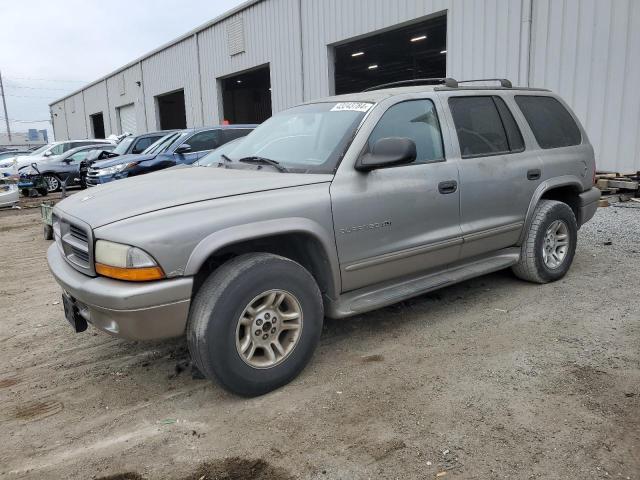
top-left (515, 96), bottom-right (581, 149)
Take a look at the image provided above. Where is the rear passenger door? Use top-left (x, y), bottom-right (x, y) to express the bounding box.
top-left (446, 95), bottom-right (542, 259)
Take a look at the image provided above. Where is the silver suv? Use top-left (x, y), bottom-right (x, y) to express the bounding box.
top-left (47, 78), bottom-right (600, 396)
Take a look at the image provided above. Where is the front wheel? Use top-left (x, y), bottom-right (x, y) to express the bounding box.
top-left (43, 174), bottom-right (61, 193)
top-left (187, 253), bottom-right (324, 396)
top-left (512, 200), bottom-right (578, 283)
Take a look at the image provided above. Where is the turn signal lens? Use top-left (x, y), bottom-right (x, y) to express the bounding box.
top-left (95, 263), bottom-right (165, 282)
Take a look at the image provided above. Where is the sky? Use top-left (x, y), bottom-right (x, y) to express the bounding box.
top-left (0, 0), bottom-right (245, 141)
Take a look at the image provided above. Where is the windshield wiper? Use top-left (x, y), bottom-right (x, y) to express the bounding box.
top-left (237, 156), bottom-right (288, 172)
top-left (220, 154), bottom-right (232, 163)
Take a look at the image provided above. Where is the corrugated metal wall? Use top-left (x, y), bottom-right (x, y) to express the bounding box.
top-left (198, 0), bottom-right (303, 125)
top-left (82, 81), bottom-right (111, 137)
top-left (140, 37), bottom-right (202, 131)
top-left (49, 0), bottom-right (640, 172)
top-left (105, 63), bottom-right (146, 134)
top-left (530, 0), bottom-right (640, 173)
top-left (62, 92), bottom-right (87, 139)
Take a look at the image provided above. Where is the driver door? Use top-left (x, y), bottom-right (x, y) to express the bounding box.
top-left (330, 99), bottom-right (463, 292)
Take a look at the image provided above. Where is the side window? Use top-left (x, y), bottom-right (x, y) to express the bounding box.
top-left (50, 144), bottom-right (65, 155)
top-left (185, 130), bottom-right (220, 153)
top-left (493, 97), bottom-right (524, 152)
top-left (367, 100), bottom-right (444, 164)
top-left (449, 97), bottom-right (511, 157)
top-left (515, 96), bottom-right (581, 149)
top-left (131, 136), bottom-right (157, 154)
top-left (68, 151), bottom-right (90, 162)
top-left (223, 129), bottom-right (251, 143)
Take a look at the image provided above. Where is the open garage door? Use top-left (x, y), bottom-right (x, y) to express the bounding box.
top-left (117, 103), bottom-right (137, 135)
top-left (220, 66), bottom-right (272, 124)
top-left (157, 90), bottom-right (187, 130)
top-left (333, 14), bottom-right (447, 94)
top-left (90, 112), bottom-right (105, 138)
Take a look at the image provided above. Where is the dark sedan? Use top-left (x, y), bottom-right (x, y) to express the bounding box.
top-left (86, 125), bottom-right (255, 186)
top-left (79, 130), bottom-right (175, 186)
top-left (20, 144), bottom-right (115, 192)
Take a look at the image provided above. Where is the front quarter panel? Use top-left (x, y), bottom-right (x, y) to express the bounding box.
top-left (93, 181), bottom-right (341, 297)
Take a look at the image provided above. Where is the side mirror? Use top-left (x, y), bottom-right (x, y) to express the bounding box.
top-left (43, 151), bottom-right (52, 157)
top-left (175, 144), bottom-right (192, 154)
top-left (355, 137), bottom-right (417, 172)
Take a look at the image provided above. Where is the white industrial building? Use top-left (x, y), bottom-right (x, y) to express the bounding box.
top-left (50, 0), bottom-right (640, 173)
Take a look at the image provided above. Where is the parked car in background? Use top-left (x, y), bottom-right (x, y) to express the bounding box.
top-left (0, 179), bottom-right (18, 207)
top-left (79, 131), bottom-right (175, 187)
top-left (192, 137), bottom-right (244, 167)
top-left (48, 79), bottom-right (599, 396)
top-left (86, 125), bottom-right (255, 186)
top-left (19, 144), bottom-right (116, 192)
top-left (0, 139), bottom-right (114, 176)
top-left (0, 150), bottom-right (31, 162)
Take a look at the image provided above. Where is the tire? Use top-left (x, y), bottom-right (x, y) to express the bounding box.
top-left (21, 188), bottom-right (30, 197)
top-left (37, 187), bottom-right (48, 196)
top-left (43, 174), bottom-right (60, 193)
top-left (512, 200), bottom-right (578, 283)
top-left (43, 224), bottom-right (54, 240)
top-left (187, 253), bottom-right (324, 396)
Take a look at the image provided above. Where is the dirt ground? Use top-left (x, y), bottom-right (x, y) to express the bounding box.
top-left (0, 202), bottom-right (638, 480)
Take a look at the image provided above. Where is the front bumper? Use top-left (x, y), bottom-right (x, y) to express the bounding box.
top-left (578, 187), bottom-right (601, 227)
top-left (47, 244), bottom-right (193, 340)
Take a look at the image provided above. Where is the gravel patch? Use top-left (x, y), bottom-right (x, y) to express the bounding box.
top-left (579, 202), bottom-right (640, 254)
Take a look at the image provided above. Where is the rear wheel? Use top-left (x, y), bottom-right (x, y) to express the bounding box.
top-left (187, 253), bottom-right (323, 396)
top-left (512, 200), bottom-right (577, 283)
top-left (43, 174), bottom-right (60, 193)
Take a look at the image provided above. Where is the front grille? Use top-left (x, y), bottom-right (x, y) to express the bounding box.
top-left (53, 213), bottom-right (94, 275)
top-left (69, 224), bottom-right (88, 243)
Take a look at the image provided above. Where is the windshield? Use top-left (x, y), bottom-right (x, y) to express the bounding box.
top-left (113, 137), bottom-right (134, 155)
top-left (29, 144), bottom-right (51, 156)
top-left (198, 138), bottom-right (243, 166)
top-left (221, 102), bottom-right (370, 173)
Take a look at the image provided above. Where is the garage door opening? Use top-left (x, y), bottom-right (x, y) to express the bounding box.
top-left (157, 89), bottom-right (187, 130)
top-left (333, 14), bottom-right (447, 94)
top-left (90, 112), bottom-right (105, 138)
top-left (220, 65), bottom-right (272, 124)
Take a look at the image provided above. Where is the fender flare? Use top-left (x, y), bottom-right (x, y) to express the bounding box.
top-left (519, 175), bottom-right (584, 244)
top-left (184, 217), bottom-right (342, 298)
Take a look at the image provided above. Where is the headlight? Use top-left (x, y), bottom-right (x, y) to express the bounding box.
top-left (95, 162), bottom-right (137, 176)
top-left (95, 240), bottom-right (165, 281)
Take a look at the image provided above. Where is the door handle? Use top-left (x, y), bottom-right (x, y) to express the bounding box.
top-left (438, 180), bottom-right (458, 194)
top-left (527, 169), bottom-right (541, 180)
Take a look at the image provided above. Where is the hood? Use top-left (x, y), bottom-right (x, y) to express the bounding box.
top-left (55, 166), bottom-right (334, 228)
top-left (92, 152), bottom-right (156, 169)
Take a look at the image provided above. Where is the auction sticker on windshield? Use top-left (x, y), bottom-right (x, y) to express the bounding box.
top-left (330, 102), bottom-right (373, 112)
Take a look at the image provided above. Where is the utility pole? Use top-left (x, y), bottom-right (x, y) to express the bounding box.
top-left (0, 70), bottom-right (11, 142)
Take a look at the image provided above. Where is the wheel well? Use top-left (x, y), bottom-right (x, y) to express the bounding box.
top-left (192, 233), bottom-right (335, 299)
top-left (540, 185), bottom-right (580, 221)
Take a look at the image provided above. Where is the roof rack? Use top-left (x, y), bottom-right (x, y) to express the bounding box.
top-left (362, 77), bottom-right (458, 92)
top-left (450, 78), bottom-right (513, 88)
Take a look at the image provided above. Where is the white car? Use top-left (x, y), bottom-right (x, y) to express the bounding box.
top-left (0, 139), bottom-right (114, 176)
top-left (0, 180), bottom-right (18, 208)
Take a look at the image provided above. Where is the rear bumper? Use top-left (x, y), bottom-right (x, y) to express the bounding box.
top-left (47, 244), bottom-right (193, 340)
top-left (577, 187), bottom-right (600, 227)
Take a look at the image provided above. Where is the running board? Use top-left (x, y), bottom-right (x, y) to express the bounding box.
top-left (327, 248), bottom-right (520, 318)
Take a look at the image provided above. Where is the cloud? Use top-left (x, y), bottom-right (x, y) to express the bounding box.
top-left (0, 0), bottom-right (245, 140)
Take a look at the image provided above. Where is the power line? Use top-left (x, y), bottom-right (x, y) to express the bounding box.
top-left (5, 76), bottom-right (88, 83)
top-left (4, 93), bottom-right (60, 99)
top-left (5, 85), bottom-right (72, 91)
